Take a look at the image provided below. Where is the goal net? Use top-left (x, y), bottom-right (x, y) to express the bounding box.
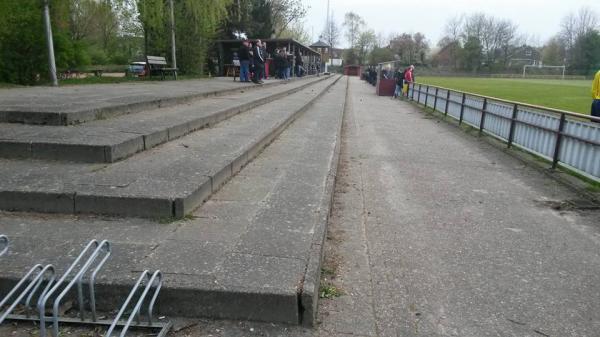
top-left (522, 64), bottom-right (566, 79)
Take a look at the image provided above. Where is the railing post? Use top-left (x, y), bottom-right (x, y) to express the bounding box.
top-left (411, 82), bottom-right (415, 100)
top-left (417, 84), bottom-right (422, 103)
top-left (479, 98), bottom-right (488, 133)
top-left (552, 113), bottom-right (566, 169)
top-left (507, 104), bottom-right (519, 148)
top-left (459, 92), bottom-right (466, 125)
top-left (444, 90), bottom-right (450, 116)
top-left (424, 85), bottom-right (429, 108)
top-left (433, 87), bottom-right (439, 112)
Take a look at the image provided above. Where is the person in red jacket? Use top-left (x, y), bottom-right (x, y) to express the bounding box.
top-left (403, 65), bottom-right (415, 97)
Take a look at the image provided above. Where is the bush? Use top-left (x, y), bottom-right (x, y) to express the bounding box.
top-left (89, 49), bottom-right (109, 65)
top-left (110, 53), bottom-right (129, 65)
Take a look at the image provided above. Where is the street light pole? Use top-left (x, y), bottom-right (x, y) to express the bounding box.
top-left (169, 0), bottom-right (177, 70)
top-left (43, 0), bottom-right (58, 86)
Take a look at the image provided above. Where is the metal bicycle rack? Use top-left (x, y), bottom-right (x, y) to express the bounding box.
top-left (0, 236), bottom-right (172, 337)
top-left (0, 235), bottom-right (8, 257)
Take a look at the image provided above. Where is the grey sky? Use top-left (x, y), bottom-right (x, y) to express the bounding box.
top-left (303, 0), bottom-right (600, 48)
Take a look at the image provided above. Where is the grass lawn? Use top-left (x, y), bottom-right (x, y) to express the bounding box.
top-left (418, 77), bottom-right (593, 115)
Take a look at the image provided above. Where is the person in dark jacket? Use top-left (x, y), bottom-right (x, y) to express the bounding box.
top-left (281, 48), bottom-right (290, 80)
top-left (286, 49), bottom-right (294, 80)
top-left (252, 40), bottom-right (265, 84)
top-left (273, 48), bottom-right (281, 79)
top-left (295, 50), bottom-right (304, 77)
top-left (393, 68), bottom-right (404, 98)
top-left (238, 40), bottom-right (251, 82)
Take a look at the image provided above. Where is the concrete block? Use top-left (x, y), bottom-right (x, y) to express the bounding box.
top-left (167, 122), bottom-right (191, 141)
top-left (143, 130), bottom-right (169, 150)
top-left (31, 142), bottom-right (106, 163)
top-left (211, 163), bottom-right (233, 193)
top-left (173, 179), bottom-right (212, 217)
top-left (0, 191), bottom-right (75, 213)
top-left (74, 194), bottom-right (173, 218)
top-left (106, 137), bottom-right (145, 162)
top-left (0, 141), bottom-right (31, 159)
top-left (231, 151), bottom-right (248, 174)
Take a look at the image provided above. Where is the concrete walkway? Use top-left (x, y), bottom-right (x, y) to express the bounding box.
top-left (160, 76), bottom-right (600, 336)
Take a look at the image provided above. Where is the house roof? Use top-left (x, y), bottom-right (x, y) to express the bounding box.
top-left (310, 40), bottom-right (331, 48)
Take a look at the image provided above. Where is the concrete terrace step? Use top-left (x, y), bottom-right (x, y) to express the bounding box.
top-left (0, 76), bottom-right (330, 163)
top-left (0, 76), bottom-right (348, 326)
top-left (0, 77), bottom-right (302, 125)
top-left (0, 76), bottom-right (342, 218)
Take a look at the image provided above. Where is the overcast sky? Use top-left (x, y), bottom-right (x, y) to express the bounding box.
top-left (303, 0), bottom-right (600, 48)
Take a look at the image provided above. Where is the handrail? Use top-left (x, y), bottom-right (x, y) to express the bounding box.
top-left (414, 81), bottom-right (600, 122)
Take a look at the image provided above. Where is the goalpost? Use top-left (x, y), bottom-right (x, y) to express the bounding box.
top-left (522, 64), bottom-right (566, 79)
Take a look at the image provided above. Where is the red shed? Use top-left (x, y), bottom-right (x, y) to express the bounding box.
top-left (344, 65), bottom-right (362, 76)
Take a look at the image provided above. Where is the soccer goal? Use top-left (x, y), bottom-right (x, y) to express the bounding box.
top-left (522, 64), bottom-right (566, 79)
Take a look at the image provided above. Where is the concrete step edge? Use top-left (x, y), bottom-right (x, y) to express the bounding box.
top-left (0, 76), bottom-right (322, 126)
top-left (0, 76), bottom-right (331, 163)
top-left (0, 76), bottom-right (343, 219)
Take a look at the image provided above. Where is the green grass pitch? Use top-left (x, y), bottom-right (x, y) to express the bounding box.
top-left (417, 77), bottom-right (593, 115)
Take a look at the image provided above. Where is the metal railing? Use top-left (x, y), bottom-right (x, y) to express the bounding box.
top-left (408, 83), bottom-right (600, 181)
top-left (0, 237), bottom-right (172, 337)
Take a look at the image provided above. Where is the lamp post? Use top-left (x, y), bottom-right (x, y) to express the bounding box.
top-left (169, 0), bottom-right (177, 70)
top-left (43, 0), bottom-right (58, 86)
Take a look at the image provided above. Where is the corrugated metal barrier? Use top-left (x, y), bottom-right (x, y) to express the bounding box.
top-left (408, 83), bottom-right (600, 182)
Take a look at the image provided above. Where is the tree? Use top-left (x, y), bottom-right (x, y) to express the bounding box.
top-left (559, 7), bottom-right (599, 67)
top-left (541, 37), bottom-right (566, 66)
top-left (355, 29), bottom-right (376, 64)
top-left (270, 0), bottom-right (307, 37)
top-left (321, 11), bottom-right (340, 48)
top-left (462, 36), bottom-right (482, 72)
top-left (138, 0), bottom-right (230, 74)
top-left (571, 30), bottom-right (600, 74)
top-left (390, 33), bottom-right (429, 65)
top-left (279, 20), bottom-right (311, 45)
top-left (0, 0), bottom-right (89, 84)
top-left (343, 12), bottom-right (364, 48)
top-left (437, 16), bottom-right (463, 69)
top-left (369, 46), bottom-right (394, 64)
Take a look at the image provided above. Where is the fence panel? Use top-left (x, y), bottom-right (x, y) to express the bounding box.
top-left (483, 100), bottom-right (513, 140)
top-left (561, 121), bottom-right (600, 177)
top-left (407, 83), bottom-right (600, 181)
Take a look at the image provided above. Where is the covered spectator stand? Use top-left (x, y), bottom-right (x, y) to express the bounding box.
top-left (214, 39), bottom-right (321, 78)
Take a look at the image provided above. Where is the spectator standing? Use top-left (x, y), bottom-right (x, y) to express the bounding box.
top-left (295, 50), bottom-right (304, 77)
top-left (285, 48), bottom-right (293, 80)
top-left (273, 48), bottom-right (281, 79)
top-left (280, 49), bottom-right (290, 80)
top-left (261, 42), bottom-right (268, 80)
top-left (403, 65), bottom-right (415, 97)
top-left (252, 40), bottom-right (265, 84)
top-left (393, 68), bottom-right (403, 99)
top-left (238, 40), bottom-right (251, 83)
top-left (592, 69), bottom-right (600, 123)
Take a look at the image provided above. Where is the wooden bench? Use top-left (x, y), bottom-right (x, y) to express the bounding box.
top-left (146, 56), bottom-right (178, 80)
